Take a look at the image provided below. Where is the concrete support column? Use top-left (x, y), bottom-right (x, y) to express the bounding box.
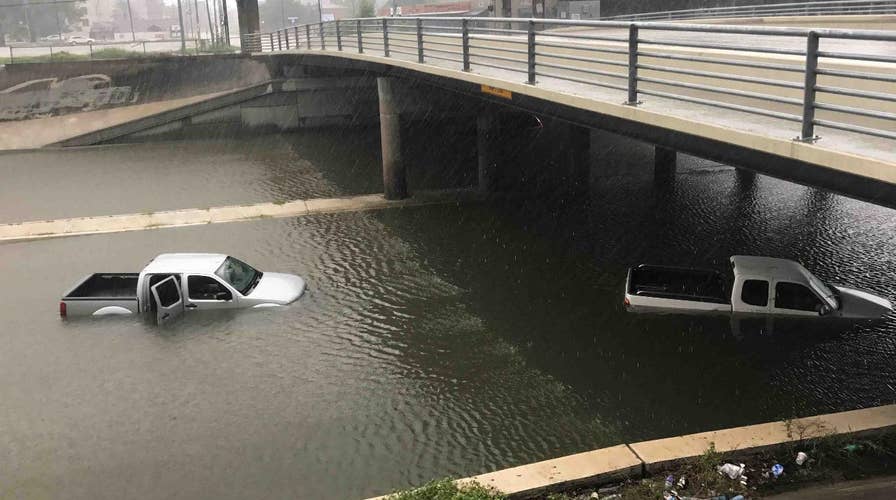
top-left (377, 77), bottom-right (407, 200)
top-left (236, 0), bottom-right (260, 50)
top-left (477, 112), bottom-right (499, 193)
top-left (654, 146), bottom-right (676, 184)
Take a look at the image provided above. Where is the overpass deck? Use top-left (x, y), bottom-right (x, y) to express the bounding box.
top-left (253, 17), bottom-right (895, 205)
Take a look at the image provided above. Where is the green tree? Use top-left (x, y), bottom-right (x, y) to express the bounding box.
top-left (357, 0), bottom-right (374, 17)
top-left (0, 0), bottom-right (86, 44)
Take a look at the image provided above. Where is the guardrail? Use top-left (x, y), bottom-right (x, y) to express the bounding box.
top-left (248, 17), bottom-right (896, 143)
top-left (3, 38), bottom-right (240, 64)
top-left (603, 0), bottom-right (896, 21)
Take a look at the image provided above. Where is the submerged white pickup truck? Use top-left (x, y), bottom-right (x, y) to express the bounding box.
top-left (624, 256), bottom-right (891, 319)
top-left (61, 253), bottom-right (306, 324)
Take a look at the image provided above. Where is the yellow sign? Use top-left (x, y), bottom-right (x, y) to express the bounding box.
top-left (480, 84), bottom-right (512, 100)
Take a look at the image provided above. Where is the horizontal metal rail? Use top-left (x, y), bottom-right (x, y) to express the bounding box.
top-left (604, 0), bottom-right (896, 21)
top-left (253, 16), bottom-right (896, 146)
top-left (535, 50), bottom-right (628, 67)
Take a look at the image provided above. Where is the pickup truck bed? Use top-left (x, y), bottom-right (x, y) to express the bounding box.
top-left (627, 265), bottom-right (730, 304)
top-left (66, 273), bottom-right (139, 298)
top-left (62, 273), bottom-right (139, 317)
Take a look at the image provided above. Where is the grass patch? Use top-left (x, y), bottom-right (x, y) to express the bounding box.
top-left (385, 478), bottom-right (505, 500)
top-left (1, 44), bottom-right (238, 65)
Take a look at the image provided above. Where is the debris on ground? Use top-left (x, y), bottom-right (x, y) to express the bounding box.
top-left (717, 463), bottom-right (745, 480)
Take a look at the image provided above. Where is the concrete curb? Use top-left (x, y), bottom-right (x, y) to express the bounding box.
top-left (367, 404), bottom-right (896, 499)
top-left (0, 189), bottom-right (482, 243)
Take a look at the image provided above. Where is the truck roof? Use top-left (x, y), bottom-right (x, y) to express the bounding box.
top-left (142, 253), bottom-right (228, 275)
top-left (730, 255), bottom-right (811, 282)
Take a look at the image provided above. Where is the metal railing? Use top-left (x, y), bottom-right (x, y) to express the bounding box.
top-left (251, 17), bottom-right (896, 143)
top-left (604, 0), bottom-right (896, 21)
top-left (3, 38), bottom-right (240, 64)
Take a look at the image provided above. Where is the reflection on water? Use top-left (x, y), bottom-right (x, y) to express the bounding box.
top-left (0, 130), bottom-right (893, 500)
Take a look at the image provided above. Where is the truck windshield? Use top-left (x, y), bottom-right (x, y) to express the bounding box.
top-left (808, 273), bottom-right (838, 310)
top-left (215, 257), bottom-right (259, 295)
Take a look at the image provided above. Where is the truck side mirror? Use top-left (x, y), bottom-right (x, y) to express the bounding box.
top-left (819, 304), bottom-right (832, 316)
top-left (214, 292), bottom-right (230, 301)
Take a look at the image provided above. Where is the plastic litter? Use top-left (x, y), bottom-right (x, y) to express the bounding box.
top-left (589, 493), bottom-right (599, 500)
top-left (731, 496), bottom-right (745, 500)
top-left (843, 443), bottom-right (860, 453)
top-left (796, 451), bottom-right (809, 465)
top-left (665, 474), bottom-right (675, 489)
top-left (717, 463), bottom-right (745, 480)
top-left (676, 476), bottom-right (687, 489)
top-left (771, 463), bottom-right (784, 478)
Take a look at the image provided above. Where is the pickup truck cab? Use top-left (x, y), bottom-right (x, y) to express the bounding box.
top-left (61, 253), bottom-right (306, 324)
top-left (624, 255), bottom-right (891, 320)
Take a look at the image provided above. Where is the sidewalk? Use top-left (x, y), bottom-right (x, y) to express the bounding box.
top-left (0, 92), bottom-right (226, 150)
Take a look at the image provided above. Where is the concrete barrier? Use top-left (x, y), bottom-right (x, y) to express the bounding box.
top-left (0, 189), bottom-right (482, 242)
top-left (367, 404), bottom-right (896, 499)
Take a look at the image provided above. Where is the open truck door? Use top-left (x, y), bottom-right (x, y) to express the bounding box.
top-left (150, 276), bottom-right (184, 325)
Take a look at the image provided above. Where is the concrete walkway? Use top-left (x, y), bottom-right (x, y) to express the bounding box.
top-left (0, 91), bottom-right (230, 150)
top-left (0, 190), bottom-right (481, 243)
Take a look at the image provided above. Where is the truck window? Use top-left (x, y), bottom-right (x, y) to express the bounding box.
top-left (155, 279), bottom-right (181, 308)
top-left (775, 282), bottom-right (823, 312)
top-left (741, 279), bottom-right (769, 307)
top-left (188, 275), bottom-right (233, 301)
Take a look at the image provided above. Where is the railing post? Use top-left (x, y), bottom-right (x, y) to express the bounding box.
top-left (798, 31), bottom-right (820, 142)
top-left (285, 28), bottom-right (290, 49)
top-left (306, 24), bottom-right (311, 48)
top-left (294, 26), bottom-right (299, 49)
top-left (89, 42), bottom-right (93, 59)
top-left (357, 19), bottom-right (363, 53)
top-left (278, 30), bottom-right (283, 50)
top-left (527, 20), bottom-right (536, 84)
top-left (462, 19), bottom-right (470, 71)
top-left (625, 24), bottom-right (640, 105)
top-left (269, 33), bottom-right (274, 52)
top-left (417, 18), bottom-right (424, 62)
top-left (8, 46), bottom-right (12, 64)
top-left (336, 20), bottom-right (342, 50)
top-left (320, 22), bottom-right (325, 49)
top-left (383, 18), bottom-right (390, 57)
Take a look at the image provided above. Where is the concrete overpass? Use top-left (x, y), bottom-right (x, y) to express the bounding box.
top-left (242, 16), bottom-right (895, 208)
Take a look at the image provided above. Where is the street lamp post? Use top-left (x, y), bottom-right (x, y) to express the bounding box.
top-left (126, 0), bottom-right (135, 40)
top-left (317, 0), bottom-right (322, 23)
top-left (176, 0), bottom-right (186, 52)
top-left (221, 0), bottom-right (230, 45)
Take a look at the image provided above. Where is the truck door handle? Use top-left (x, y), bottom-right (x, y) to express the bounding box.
top-left (185, 304), bottom-right (197, 309)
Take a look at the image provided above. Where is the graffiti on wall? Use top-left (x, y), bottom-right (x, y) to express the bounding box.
top-left (0, 74), bottom-right (138, 121)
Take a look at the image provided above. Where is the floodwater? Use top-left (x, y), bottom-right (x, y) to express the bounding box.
top-left (0, 126), bottom-right (894, 500)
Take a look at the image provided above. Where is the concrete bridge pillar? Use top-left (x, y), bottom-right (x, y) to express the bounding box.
top-left (654, 146), bottom-right (677, 184)
top-left (477, 112), bottom-right (499, 193)
top-left (377, 77), bottom-right (408, 200)
top-left (236, 0), bottom-right (260, 49)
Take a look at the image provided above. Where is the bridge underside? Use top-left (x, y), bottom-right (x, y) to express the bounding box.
top-left (266, 53), bottom-right (894, 209)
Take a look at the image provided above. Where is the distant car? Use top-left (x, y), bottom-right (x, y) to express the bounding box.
top-left (40, 34), bottom-right (65, 42)
top-left (68, 35), bottom-right (95, 45)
